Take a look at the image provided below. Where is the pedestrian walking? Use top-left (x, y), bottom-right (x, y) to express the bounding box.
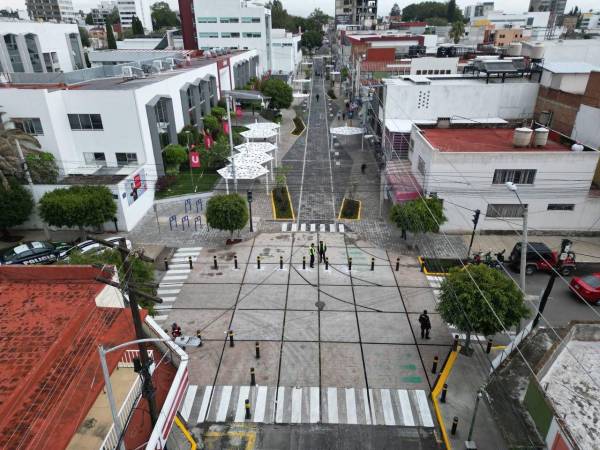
top-left (361, 163), bottom-right (366, 174)
top-left (309, 243), bottom-right (316, 268)
top-left (418, 310), bottom-right (431, 339)
top-left (171, 322), bottom-right (182, 338)
top-left (318, 240), bottom-right (327, 263)
top-left (316, 93), bottom-right (320, 102)
top-left (342, 112), bottom-right (346, 121)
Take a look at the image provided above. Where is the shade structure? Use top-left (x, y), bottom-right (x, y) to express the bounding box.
top-left (240, 128), bottom-right (278, 140)
top-left (234, 142), bottom-right (277, 154)
top-left (217, 163), bottom-right (270, 194)
top-left (330, 125), bottom-right (366, 150)
top-left (227, 151), bottom-right (272, 166)
top-left (246, 121), bottom-right (280, 131)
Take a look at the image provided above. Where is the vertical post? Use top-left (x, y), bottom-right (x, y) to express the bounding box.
top-left (520, 205), bottom-right (528, 294)
top-left (229, 330), bottom-right (234, 347)
top-left (467, 209), bottom-right (480, 258)
top-left (467, 390), bottom-right (483, 442)
top-left (234, 255), bottom-right (238, 269)
top-left (250, 367), bottom-right (256, 386)
top-left (370, 257), bottom-right (375, 271)
top-left (226, 96), bottom-right (237, 192)
top-left (247, 191), bottom-right (254, 232)
top-left (98, 345), bottom-right (126, 450)
top-left (255, 341), bottom-right (260, 358)
top-left (213, 256), bottom-right (218, 269)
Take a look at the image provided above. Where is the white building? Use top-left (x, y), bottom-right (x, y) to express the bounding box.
top-left (271, 28), bottom-right (301, 75)
top-left (400, 124), bottom-right (600, 232)
top-left (464, 2), bottom-right (495, 23)
top-left (0, 50), bottom-right (259, 231)
top-left (484, 11), bottom-right (550, 29)
top-left (0, 19), bottom-right (85, 73)
top-left (532, 39), bottom-right (600, 66)
top-left (192, 0), bottom-right (272, 73)
top-left (117, 0), bottom-right (152, 33)
top-left (25, 0), bottom-right (76, 23)
top-left (581, 11), bottom-right (600, 30)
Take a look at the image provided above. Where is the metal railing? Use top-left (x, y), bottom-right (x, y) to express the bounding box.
top-left (118, 349), bottom-right (154, 368)
top-left (99, 375), bottom-right (142, 450)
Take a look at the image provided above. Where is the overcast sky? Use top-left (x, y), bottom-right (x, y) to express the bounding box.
top-left (0, 0), bottom-right (597, 17)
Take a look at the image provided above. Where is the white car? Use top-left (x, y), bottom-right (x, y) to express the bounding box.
top-left (60, 237), bottom-right (132, 259)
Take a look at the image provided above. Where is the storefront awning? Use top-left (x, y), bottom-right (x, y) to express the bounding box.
top-left (385, 161), bottom-right (422, 203)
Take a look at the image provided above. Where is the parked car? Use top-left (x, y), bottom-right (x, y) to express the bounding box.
top-left (569, 274), bottom-right (600, 304)
top-left (508, 242), bottom-right (576, 276)
top-left (0, 241), bottom-right (71, 266)
top-left (59, 237), bottom-right (132, 260)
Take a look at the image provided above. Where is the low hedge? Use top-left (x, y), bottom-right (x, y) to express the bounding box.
top-left (339, 198), bottom-right (361, 220)
top-left (272, 186), bottom-right (294, 219)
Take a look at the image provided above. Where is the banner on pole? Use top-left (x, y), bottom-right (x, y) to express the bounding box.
top-left (189, 151), bottom-right (200, 168)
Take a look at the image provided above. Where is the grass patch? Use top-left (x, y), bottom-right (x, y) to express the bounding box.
top-left (272, 186), bottom-right (294, 219)
top-left (338, 198), bottom-right (361, 220)
top-left (291, 117), bottom-right (305, 136)
top-left (155, 170), bottom-right (219, 199)
top-left (419, 257), bottom-right (463, 274)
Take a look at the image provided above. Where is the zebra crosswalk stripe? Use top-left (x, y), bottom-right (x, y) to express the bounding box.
top-left (327, 387), bottom-right (338, 423)
top-left (197, 385), bottom-right (213, 423)
top-left (234, 386), bottom-right (250, 422)
top-left (291, 388), bottom-right (302, 423)
top-left (254, 386), bottom-right (268, 423)
top-left (380, 389), bottom-right (395, 426)
top-left (415, 389), bottom-right (434, 427)
top-left (397, 389), bottom-right (415, 426)
top-left (181, 385), bottom-right (197, 421)
top-left (368, 388), bottom-right (376, 425)
top-left (362, 388), bottom-right (371, 425)
top-left (216, 385), bottom-right (232, 422)
top-left (310, 387), bottom-right (319, 423)
top-left (345, 388), bottom-right (357, 424)
top-left (275, 386), bottom-right (285, 423)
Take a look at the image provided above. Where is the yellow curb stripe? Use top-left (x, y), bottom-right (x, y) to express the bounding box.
top-left (431, 347), bottom-right (460, 450)
top-left (418, 256), bottom-right (450, 276)
top-left (174, 415), bottom-right (197, 450)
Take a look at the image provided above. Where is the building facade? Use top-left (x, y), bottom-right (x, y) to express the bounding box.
top-left (335, 0), bottom-right (377, 28)
top-left (528, 0), bottom-right (567, 28)
top-left (0, 20), bottom-right (85, 73)
top-left (25, 0), bottom-right (76, 23)
top-left (271, 28), bottom-right (301, 75)
top-left (464, 2), bottom-right (494, 23)
top-left (117, 0), bottom-right (152, 33)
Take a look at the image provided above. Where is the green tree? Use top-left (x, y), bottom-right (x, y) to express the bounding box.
top-left (131, 15), bottom-right (145, 35)
top-left (163, 144), bottom-right (188, 174)
top-left (178, 124), bottom-right (202, 147)
top-left (449, 20), bottom-right (465, 43)
top-left (106, 22), bottom-right (117, 49)
top-left (267, 0), bottom-right (290, 29)
top-left (425, 17), bottom-right (448, 26)
top-left (340, 67), bottom-right (349, 81)
top-left (85, 12), bottom-right (93, 25)
top-left (390, 3), bottom-right (401, 16)
top-left (25, 152), bottom-right (59, 184)
top-left (437, 265), bottom-right (529, 352)
top-left (261, 78), bottom-right (293, 109)
top-left (210, 106), bottom-right (227, 121)
top-left (206, 193), bottom-right (249, 236)
top-left (308, 8), bottom-right (330, 30)
top-left (389, 197), bottom-right (446, 239)
top-left (106, 7), bottom-right (120, 24)
top-left (38, 185), bottom-right (117, 236)
top-left (151, 1), bottom-right (179, 30)
top-left (402, 1), bottom-right (462, 22)
top-left (203, 115), bottom-right (220, 136)
top-left (0, 127), bottom-right (42, 189)
top-left (301, 30), bottom-right (323, 53)
top-left (79, 26), bottom-right (91, 47)
top-left (446, 0), bottom-right (457, 21)
top-left (0, 179), bottom-right (33, 238)
top-left (62, 248), bottom-right (156, 313)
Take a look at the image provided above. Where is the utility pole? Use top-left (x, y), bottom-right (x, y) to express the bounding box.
top-left (533, 239), bottom-right (572, 328)
top-left (520, 204), bottom-right (529, 295)
top-left (467, 209), bottom-right (481, 258)
top-left (92, 236), bottom-right (163, 427)
top-left (225, 95), bottom-right (237, 192)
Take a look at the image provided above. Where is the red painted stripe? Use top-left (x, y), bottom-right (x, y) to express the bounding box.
top-left (161, 369), bottom-right (189, 438)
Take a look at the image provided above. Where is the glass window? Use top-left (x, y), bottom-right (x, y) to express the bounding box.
top-left (68, 114), bottom-right (80, 129)
top-left (220, 17), bottom-right (239, 23)
top-left (242, 32), bottom-right (261, 38)
top-left (80, 114), bottom-right (92, 129)
top-left (198, 32), bottom-right (218, 38)
top-left (13, 118), bottom-right (43, 135)
top-left (221, 32), bottom-right (240, 38)
top-left (492, 169), bottom-right (536, 185)
top-left (68, 114), bottom-right (103, 130)
top-left (547, 204), bottom-right (575, 211)
top-left (116, 152), bottom-right (138, 166)
top-left (241, 17), bottom-right (260, 23)
top-left (486, 204), bottom-right (527, 218)
top-left (197, 16), bottom-right (217, 23)
top-left (90, 114), bottom-right (103, 130)
top-left (84, 152), bottom-right (106, 165)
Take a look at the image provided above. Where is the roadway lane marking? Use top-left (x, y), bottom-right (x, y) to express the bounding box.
top-left (310, 387), bottom-right (319, 423)
top-left (381, 389), bottom-right (395, 425)
top-left (275, 386), bottom-right (285, 423)
top-left (362, 388), bottom-right (371, 425)
top-left (368, 388), bottom-right (376, 425)
top-left (234, 386), bottom-right (250, 422)
top-left (397, 389), bottom-right (414, 426)
top-left (291, 388), bottom-right (302, 423)
top-left (254, 386), bottom-right (268, 423)
top-left (345, 388), bottom-right (357, 424)
top-left (415, 390), bottom-right (434, 427)
top-left (216, 385), bottom-right (232, 422)
top-left (180, 385), bottom-right (197, 421)
top-left (327, 387), bottom-right (338, 423)
top-left (197, 385), bottom-right (213, 423)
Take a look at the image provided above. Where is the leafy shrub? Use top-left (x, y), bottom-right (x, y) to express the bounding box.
top-left (210, 106), bottom-right (227, 121)
top-left (203, 115), bottom-right (220, 135)
top-left (156, 175), bottom-right (177, 192)
top-left (327, 89), bottom-right (336, 99)
top-left (163, 144), bottom-right (188, 174)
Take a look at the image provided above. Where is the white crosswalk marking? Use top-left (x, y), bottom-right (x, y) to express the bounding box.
top-left (345, 388), bottom-right (357, 424)
top-left (397, 389), bottom-right (415, 426)
top-left (310, 223), bottom-right (316, 232)
top-left (291, 388), bottom-right (302, 423)
top-left (338, 223), bottom-right (345, 233)
top-left (362, 388), bottom-right (371, 425)
top-left (327, 387), bottom-right (338, 423)
top-left (381, 389), bottom-right (395, 426)
top-left (197, 386), bottom-right (213, 423)
top-left (153, 315), bottom-right (168, 322)
top-left (329, 224), bottom-right (335, 232)
top-left (300, 223), bottom-right (306, 231)
top-left (291, 223), bottom-right (298, 232)
top-left (368, 388), bottom-right (376, 425)
top-left (320, 224), bottom-right (326, 232)
top-left (157, 289), bottom-right (181, 295)
top-left (179, 247), bottom-right (202, 251)
top-left (254, 386), bottom-right (268, 423)
top-left (280, 223), bottom-right (346, 233)
top-left (163, 275), bottom-right (188, 281)
top-left (216, 386), bottom-right (232, 422)
top-left (171, 257), bottom-right (197, 263)
top-left (166, 269), bottom-right (191, 275)
top-left (275, 387), bottom-right (285, 423)
top-left (415, 390), bottom-right (434, 427)
top-left (310, 387), bottom-right (319, 423)
top-left (180, 385), bottom-right (197, 421)
top-left (234, 386), bottom-right (250, 422)
top-left (281, 223), bottom-right (288, 232)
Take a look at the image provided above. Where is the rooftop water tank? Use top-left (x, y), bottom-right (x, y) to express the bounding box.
top-left (513, 127), bottom-right (533, 147)
top-left (572, 143), bottom-right (584, 152)
top-left (507, 42), bottom-right (522, 57)
top-left (533, 128), bottom-right (549, 147)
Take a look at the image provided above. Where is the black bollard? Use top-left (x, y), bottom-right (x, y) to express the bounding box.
top-left (188, 256), bottom-right (193, 269)
top-left (441, 384), bottom-right (448, 403)
top-left (280, 256), bottom-right (283, 270)
top-left (234, 255), bottom-right (238, 269)
top-left (255, 341), bottom-right (260, 358)
top-left (250, 367), bottom-right (256, 386)
top-left (303, 256), bottom-right (306, 270)
top-left (325, 257), bottom-right (329, 270)
top-left (451, 416), bottom-right (458, 435)
top-left (245, 399), bottom-right (251, 419)
top-left (164, 258), bottom-right (169, 271)
top-left (257, 256), bottom-right (261, 269)
top-left (395, 257), bottom-right (400, 271)
top-left (196, 330), bottom-right (202, 347)
top-left (348, 257), bottom-right (352, 271)
top-left (453, 334), bottom-right (459, 351)
top-left (486, 338), bottom-right (493, 354)
top-left (371, 257), bottom-right (375, 271)
top-left (228, 330), bottom-right (234, 347)
top-left (213, 255), bottom-right (218, 270)
top-left (431, 356), bottom-right (439, 374)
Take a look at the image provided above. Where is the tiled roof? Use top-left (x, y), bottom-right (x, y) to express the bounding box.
top-left (0, 266), bottom-right (136, 450)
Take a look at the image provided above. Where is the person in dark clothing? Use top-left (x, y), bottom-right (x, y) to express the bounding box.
top-left (361, 163), bottom-right (367, 174)
top-left (319, 240), bottom-right (327, 263)
top-left (342, 112), bottom-right (346, 121)
top-left (418, 310), bottom-right (431, 339)
top-left (171, 322), bottom-right (182, 338)
top-left (316, 93), bottom-right (320, 102)
top-left (309, 243), bottom-right (316, 268)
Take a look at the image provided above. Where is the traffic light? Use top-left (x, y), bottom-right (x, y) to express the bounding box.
top-left (472, 209), bottom-right (481, 227)
top-left (247, 191), bottom-right (253, 203)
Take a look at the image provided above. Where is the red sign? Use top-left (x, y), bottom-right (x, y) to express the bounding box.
top-left (204, 133), bottom-right (212, 149)
top-left (189, 151), bottom-right (200, 168)
top-left (223, 121), bottom-right (229, 134)
top-left (235, 106), bottom-right (242, 117)
top-left (133, 174), bottom-right (141, 188)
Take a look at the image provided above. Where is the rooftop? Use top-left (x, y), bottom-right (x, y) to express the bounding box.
top-left (0, 266), bottom-right (135, 450)
top-left (383, 74), bottom-right (533, 86)
top-left (421, 128), bottom-right (571, 152)
top-left (542, 61), bottom-right (600, 74)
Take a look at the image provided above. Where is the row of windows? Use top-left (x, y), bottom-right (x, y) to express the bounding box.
top-left (415, 69), bottom-right (452, 75)
top-left (492, 169), bottom-right (536, 185)
top-left (68, 113), bottom-right (103, 130)
top-left (198, 32), bottom-right (261, 38)
top-left (197, 16), bottom-right (261, 23)
top-left (14, 118), bottom-right (43, 135)
top-left (84, 152), bottom-right (138, 166)
top-left (486, 203), bottom-right (575, 217)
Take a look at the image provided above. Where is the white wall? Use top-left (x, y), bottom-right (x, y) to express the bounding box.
top-left (384, 79), bottom-right (539, 122)
top-left (271, 34), bottom-right (301, 74)
top-left (573, 105), bottom-right (600, 150)
top-left (409, 128), bottom-right (600, 232)
top-left (541, 70), bottom-right (591, 95)
top-left (542, 40), bottom-right (600, 65)
top-left (410, 57), bottom-right (459, 75)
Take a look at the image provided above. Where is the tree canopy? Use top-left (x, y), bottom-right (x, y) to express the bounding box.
top-left (85, 12), bottom-right (93, 25)
top-left (25, 152), bottom-right (59, 184)
top-left (151, 1), bottom-right (179, 30)
top-left (449, 20), bottom-right (465, 44)
top-left (402, 1), bottom-right (463, 23)
top-left (106, 22), bottom-right (117, 49)
top-left (266, 1), bottom-right (329, 33)
top-left (206, 194), bottom-right (249, 236)
top-left (0, 179), bottom-right (33, 236)
top-left (390, 3), bottom-right (401, 17)
top-left (389, 197), bottom-right (446, 236)
top-left (301, 30), bottom-right (323, 53)
top-left (163, 144), bottom-right (188, 174)
top-left (131, 15), bottom-right (145, 35)
top-left (261, 78), bottom-right (293, 109)
top-left (38, 185), bottom-right (116, 232)
top-left (437, 265), bottom-right (529, 350)
top-left (79, 26), bottom-right (90, 47)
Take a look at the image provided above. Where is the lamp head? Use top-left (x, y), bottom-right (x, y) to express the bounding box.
top-left (505, 181), bottom-right (517, 192)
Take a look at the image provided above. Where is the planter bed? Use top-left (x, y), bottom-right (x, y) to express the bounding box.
top-left (338, 198), bottom-right (361, 220)
top-left (272, 186), bottom-right (295, 220)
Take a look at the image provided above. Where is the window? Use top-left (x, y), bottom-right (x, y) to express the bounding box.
top-left (13, 118), bottom-right (43, 135)
top-left (197, 16), bottom-right (216, 23)
top-left (84, 152), bottom-right (106, 165)
top-left (241, 17), bottom-right (261, 23)
top-left (198, 32), bottom-right (218, 38)
top-left (417, 156), bottom-right (426, 175)
top-left (486, 204), bottom-right (527, 218)
top-left (242, 32), bottom-right (261, 38)
top-left (116, 152), bottom-right (138, 166)
top-left (220, 17), bottom-right (239, 23)
top-left (547, 203), bottom-right (575, 211)
top-left (416, 70), bottom-right (422, 75)
top-left (492, 169), bottom-right (536, 185)
top-left (221, 32), bottom-right (240, 38)
top-left (68, 113), bottom-right (103, 130)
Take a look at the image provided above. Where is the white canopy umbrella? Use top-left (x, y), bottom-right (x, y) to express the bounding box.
top-left (218, 163), bottom-right (269, 194)
top-left (246, 121), bottom-right (280, 131)
top-left (240, 128), bottom-right (280, 167)
top-left (228, 151), bottom-right (274, 182)
top-left (330, 125), bottom-right (366, 150)
top-left (235, 142), bottom-right (277, 154)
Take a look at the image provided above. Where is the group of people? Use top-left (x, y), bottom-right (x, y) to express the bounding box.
top-left (308, 241), bottom-right (327, 268)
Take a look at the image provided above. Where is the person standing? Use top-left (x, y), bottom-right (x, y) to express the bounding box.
top-left (309, 243), bottom-right (316, 268)
top-left (319, 240), bottom-right (327, 263)
top-left (418, 310), bottom-right (431, 339)
top-left (316, 93), bottom-right (320, 102)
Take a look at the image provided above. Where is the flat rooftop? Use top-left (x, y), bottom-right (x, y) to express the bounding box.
top-left (422, 128), bottom-right (571, 153)
top-left (383, 75), bottom-right (534, 86)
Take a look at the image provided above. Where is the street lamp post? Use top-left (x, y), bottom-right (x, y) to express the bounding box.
top-left (247, 190), bottom-right (253, 232)
top-left (466, 388), bottom-right (483, 447)
top-left (506, 182), bottom-right (528, 293)
top-left (97, 338), bottom-right (171, 450)
top-left (225, 95), bottom-right (237, 192)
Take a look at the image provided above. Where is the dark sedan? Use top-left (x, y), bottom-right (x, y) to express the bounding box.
top-left (0, 241), bottom-right (71, 266)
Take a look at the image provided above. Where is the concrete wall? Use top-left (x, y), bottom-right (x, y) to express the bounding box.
top-left (573, 105), bottom-right (600, 150)
top-left (410, 127), bottom-right (600, 232)
top-left (410, 57), bottom-right (459, 75)
top-left (542, 40), bottom-right (600, 65)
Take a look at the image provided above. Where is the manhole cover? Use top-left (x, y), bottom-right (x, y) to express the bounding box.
top-left (315, 300), bottom-right (325, 311)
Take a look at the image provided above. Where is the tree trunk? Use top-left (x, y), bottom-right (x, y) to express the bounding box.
top-left (79, 225), bottom-right (86, 241)
top-left (465, 330), bottom-right (471, 353)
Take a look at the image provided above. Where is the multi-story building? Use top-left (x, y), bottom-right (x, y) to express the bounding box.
top-left (25, 0), bottom-right (76, 23)
top-left (89, 0), bottom-right (117, 25)
top-left (271, 28), bottom-right (301, 75)
top-left (581, 11), bottom-right (600, 30)
top-left (528, 0), bottom-right (567, 28)
top-left (0, 19), bottom-right (85, 73)
top-left (117, 0), bottom-right (152, 33)
top-left (464, 2), bottom-right (494, 23)
top-left (181, 0), bottom-right (272, 73)
top-left (0, 50), bottom-right (258, 231)
top-left (335, 0), bottom-right (377, 28)
top-left (493, 28), bottom-right (526, 47)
